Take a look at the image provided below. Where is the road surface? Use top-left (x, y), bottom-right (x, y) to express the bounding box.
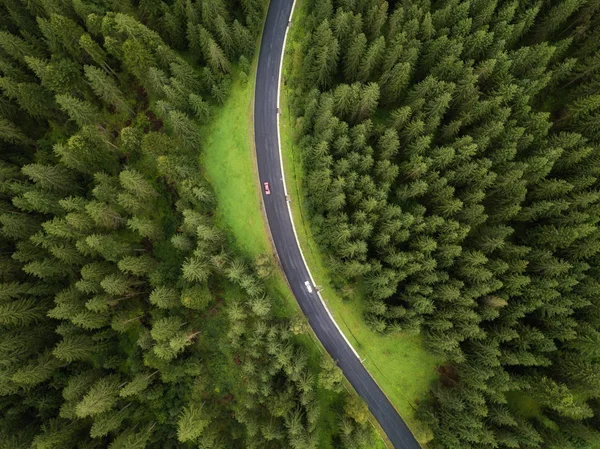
top-left (253, 1), bottom-right (421, 448)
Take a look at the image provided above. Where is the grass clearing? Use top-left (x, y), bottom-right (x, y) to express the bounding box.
top-left (200, 73), bottom-right (269, 261)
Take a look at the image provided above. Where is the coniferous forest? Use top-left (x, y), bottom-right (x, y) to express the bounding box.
top-left (285, 0), bottom-right (600, 448)
top-left (3, 0), bottom-right (600, 447)
top-left (0, 1), bottom-right (382, 448)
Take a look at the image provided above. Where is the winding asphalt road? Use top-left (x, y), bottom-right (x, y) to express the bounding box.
top-left (253, 1), bottom-right (420, 448)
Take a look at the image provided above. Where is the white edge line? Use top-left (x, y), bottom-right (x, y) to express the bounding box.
top-left (276, 0), bottom-right (361, 361)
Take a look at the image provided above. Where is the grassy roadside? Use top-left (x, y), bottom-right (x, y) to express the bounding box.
top-left (278, 2), bottom-right (443, 444)
top-left (200, 64), bottom-right (386, 448)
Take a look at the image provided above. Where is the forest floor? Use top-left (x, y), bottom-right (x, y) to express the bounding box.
top-left (200, 68), bottom-right (387, 449)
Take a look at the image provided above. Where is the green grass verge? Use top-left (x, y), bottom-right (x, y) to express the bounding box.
top-left (200, 74), bottom-right (268, 260)
top-left (200, 67), bottom-right (386, 449)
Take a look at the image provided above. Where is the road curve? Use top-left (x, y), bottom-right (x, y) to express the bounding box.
top-left (253, 1), bottom-right (420, 448)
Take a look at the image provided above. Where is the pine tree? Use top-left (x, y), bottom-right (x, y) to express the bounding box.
top-left (84, 65), bottom-right (131, 114)
top-left (167, 109), bottom-right (201, 148)
top-left (358, 36), bottom-right (385, 82)
top-left (232, 20), bottom-right (254, 57)
top-left (343, 33), bottom-right (366, 81)
top-left (0, 118), bottom-right (31, 144)
top-left (31, 419), bottom-right (80, 449)
top-left (188, 93), bottom-right (209, 121)
top-left (14, 83), bottom-right (55, 119)
top-left (0, 31), bottom-right (43, 63)
top-left (121, 39), bottom-right (157, 82)
top-left (149, 286), bottom-right (180, 309)
top-left (356, 83), bottom-right (380, 122)
top-left (90, 408), bottom-right (128, 438)
top-left (55, 94), bottom-right (101, 127)
top-left (85, 200), bottom-right (123, 229)
top-left (14, 188), bottom-right (63, 215)
top-left (117, 254), bottom-right (155, 277)
top-left (119, 372), bottom-right (155, 398)
top-left (0, 299), bottom-right (47, 326)
top-left (304, 21), bottom-right (339, 89)
top-left (127, 216), bottom-right (163, 241)
top-left (177, 403), bottom-right (209, 442)
top-left (534, 0), bottom-right (586, 42)
top-left (100, 273), bottom-right (138, 296)
top-left (53, 334), bottom-right (96, 362)
top-left (57, 127), bottom-right (121, 175)
top-left (108, 426), bottom-right (154, 449)
top-left (79, 34), bottom-right (109, 70)
top-left (75, 376), bottom-right (121, 418)
top-left (181, 256), bottom-right (210, 283)
top-left (380, 62), bottom-right (412, 104)
top-left (198, 26), bottom-right (231, 74)
top-left (84, 234), bottom-right (133, 262)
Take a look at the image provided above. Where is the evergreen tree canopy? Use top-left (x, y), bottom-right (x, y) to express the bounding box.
top-left (287, 0), bottom-right (600, 447)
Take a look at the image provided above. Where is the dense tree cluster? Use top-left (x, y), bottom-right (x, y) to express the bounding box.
top-left (287, 0), bottom-right (600, 447)
top-left (0, 0), bottom-right (378, 448)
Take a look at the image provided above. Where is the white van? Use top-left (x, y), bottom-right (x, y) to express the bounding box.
top-left (304, 281), bottom-right (313, 293)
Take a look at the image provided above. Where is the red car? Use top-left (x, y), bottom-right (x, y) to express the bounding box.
top-left (263, 181), bottom-right (271, 195)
